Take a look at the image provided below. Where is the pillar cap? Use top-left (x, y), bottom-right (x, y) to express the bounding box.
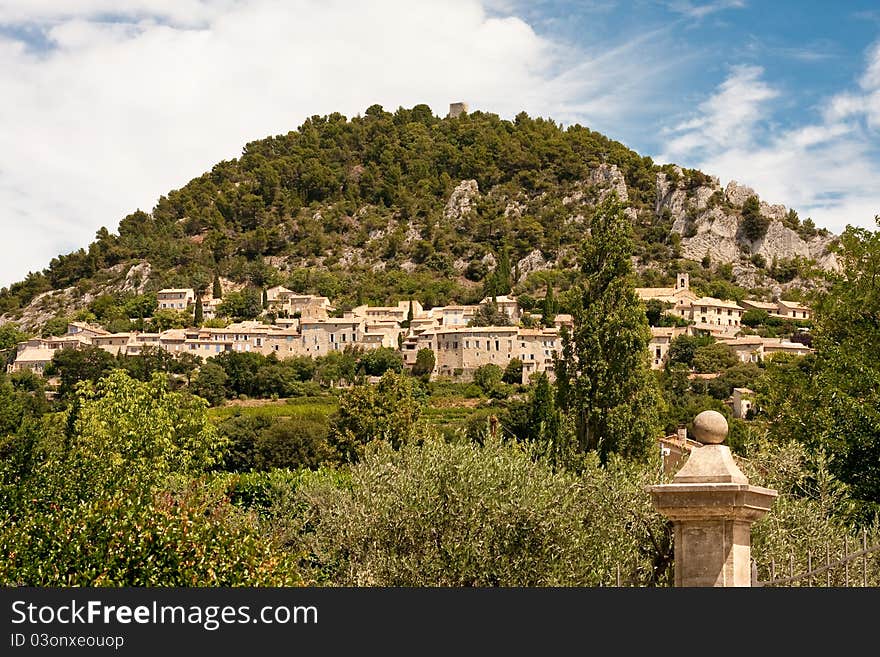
top-left (692, 410), bottom-right (728, 444)
top-left (672, 444), bottom-right (749, 483)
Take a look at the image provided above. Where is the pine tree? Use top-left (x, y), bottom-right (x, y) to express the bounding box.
top-left (555, 194), bottom-right (662, 463)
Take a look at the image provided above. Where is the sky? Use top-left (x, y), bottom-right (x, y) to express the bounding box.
top-left (0, 0), bottom-right (878, 289)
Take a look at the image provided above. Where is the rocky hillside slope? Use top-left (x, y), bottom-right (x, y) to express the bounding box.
top-left (0, 105), bottom-right (841, 333)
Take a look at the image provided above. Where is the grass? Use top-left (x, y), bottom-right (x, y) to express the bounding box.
top-left (208, 396), bottom-right (339, 423)
top-left (207, 390), bottom-right (487, 433)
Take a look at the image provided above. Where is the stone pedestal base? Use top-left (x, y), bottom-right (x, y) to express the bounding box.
top-left (647, 440), bottom-right (778, 587)
top-left (674, 518), bottom-right (752, 587)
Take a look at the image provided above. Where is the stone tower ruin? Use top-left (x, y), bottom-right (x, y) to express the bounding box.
top-left (448, 102), bottom-right (468, 118)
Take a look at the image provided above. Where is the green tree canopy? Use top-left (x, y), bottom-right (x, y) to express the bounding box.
top-left (411, 348), bottom-right (436, 379)
top-left (468, 301), bottom-right (511, 327)
top-left (328, 370), bottom-right (426, 461)
top-left (555, 195), bottom-right (662, 462)
top-left (502, 358), bottom-right (524, 385)
top-left (45, 345), bottom-right (116, 399)
top-left (217, 288), bottom-right (263, 321)
top-left (358, 346), bottom-right (405, 377)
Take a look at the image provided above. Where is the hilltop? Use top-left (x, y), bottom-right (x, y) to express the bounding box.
top-left (0, 104), bottom-right (839, 333)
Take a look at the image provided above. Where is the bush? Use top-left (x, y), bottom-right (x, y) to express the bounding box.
top-left (253, 415), bottom-right (332, 470)
top-left (502, 358), bottom-right (523, 384)
top-left (742, 309), bottom-right (769, 328)
top-left (692, 342), bottom-right (738, 374)
top-left (284, 434), bottom-right (672, 586)
top-left (0, 483), bottom-right (300, 586)
top-left (741, 196), bottom-right (770, 242)
top-left (472, 364), bottom-right (503, 393)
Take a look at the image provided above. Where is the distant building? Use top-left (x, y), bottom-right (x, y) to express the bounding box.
top-left (157, 288), bottom-right (195, 311)
top-left (717, 335), bottom-right (813, 363)
top-left (67, 321), bottom-right (110, 338)
top-left (9, 294), bottom-right (557, 384)
top-left (426, 325), bottom-right (560, 383)
top-left (348, 300), bottom-right (425, 324)
top-left (7, 330), bottom-right (92, 374)
top-left (431, 305), bottom-right (477, 327)
top-left (479, 295), bottom-right (521, 323)
top-left (760, 338), bottom-right (812, 358)
top-left (268, 292), bottom-right (332, 320)
top-left (718, 336), bottom-right (765, 363)
top-left (658, 427), bottom-right (702, 476)
top-left (776, 300), bottom-right (812, 321)
top-left (731, 387), bottom-right (755, 419)
top-left (635, 272), bottom-right (698, 308)
top-left (684, 296), bottom-right (744, 336)
top-left (740, 298), bottom-right (812, 321)
top-left (201, 297), bottom-right (223, 320)
top-left (448, 102), bottom-right (468, 118)
top-left (648, 326), bottom-right (691, 369)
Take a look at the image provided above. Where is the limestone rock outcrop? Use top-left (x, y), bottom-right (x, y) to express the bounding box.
top-left (724, 180), bottom-right (757, 208)
top-left (656, 173), bottom-right (839, 274)
top-left (444, 179), bottom-right (479, 223)
top-left (678, 208), bottom-right (742, 263)
top-left (752, 221), bottom-right (812, 262)
top-left (589, 163), bottom-right (628, 203)
top-left (516, 249), bottom-right (550, 281)
top-left (121, 261), bottom-right (151, 295)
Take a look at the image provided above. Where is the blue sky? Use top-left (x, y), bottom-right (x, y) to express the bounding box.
top-left (0, 0), bottom-right (878, 288)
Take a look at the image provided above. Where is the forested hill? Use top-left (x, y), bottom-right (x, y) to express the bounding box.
top-left (0, 104), bottom-right (840, 331)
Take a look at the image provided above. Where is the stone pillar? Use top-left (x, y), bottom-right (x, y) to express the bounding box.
top-left (648, 410), bottom-right (777, 587)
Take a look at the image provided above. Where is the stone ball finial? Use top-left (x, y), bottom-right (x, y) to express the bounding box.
top-left (691, 410), bottom-right (728, 445)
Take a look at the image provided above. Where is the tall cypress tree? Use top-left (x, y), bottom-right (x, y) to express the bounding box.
top-left (555, 194), bottom-right (662, 463)
top-left (212, 273), bottom-right (222, 299)
top-left (528, 372), bottom-right (558, 441)
top-left (541, 283), bottom-right (557, 327)
top-left (484, 245), bottom-right (513, 299)
top-left (193, 293), bottom-right (204, 326)
top-left (496, 246), bottom-right (512, 296)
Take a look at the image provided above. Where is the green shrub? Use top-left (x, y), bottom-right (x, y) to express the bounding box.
top-left (284, 434), bottom-right (672, 586)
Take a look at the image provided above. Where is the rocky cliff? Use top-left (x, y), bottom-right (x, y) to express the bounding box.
top-left (657, 167), bottom-right (839, 272)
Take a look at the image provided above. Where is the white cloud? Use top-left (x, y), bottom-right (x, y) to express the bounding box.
top-left (657, 59), bottom-right (880, 236)
top-left (0, 1), bottom-right (235, 26)
top-left (664, 1), bottom-right (745, 20)
top-left (0, 0), bottom-right (684, 289)
top-left (660, 65), bottom-right (777, 159)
